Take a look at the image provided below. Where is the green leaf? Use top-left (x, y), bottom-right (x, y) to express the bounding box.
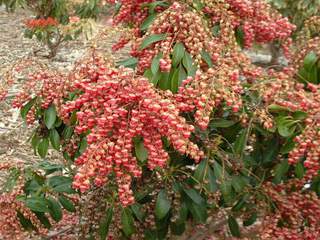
top-left (1, 167), bottom-right (20, 192)
top-left (268, 104), bottom-right (290, 112)
top-left (31, 133), bottom-right (41, 154)
top-left (234, 129), bottom-right (248, 155)
top-left (49, 129), bottom-right (60, 150)
top-left (141, 14), bottom-right (156, 31)
top-left (273, 159), bottom-right (289, 183)
top-left (228, 216), bottom-right (241, 237)
top-left (131, 203), bottom-right (146, 222)
top-left (304, 51), bottom-right (318, 72)
top-left (172, 43), bottom-right (185, 67)
top-left (99, 207), bottom-right (113, 240)
top-left (170, 67), bottom-right (180, 93)
top-left (182, 52), bottom-right (194, 75)
top-left (183, 188), bottom-right (204, 205)
top-left (231, 176), bottom-right (247, 192)
top-left (232, 195), bottom-right (247, 211)
top-left (121, 208), bottom-right (136, 237)
top-left (134, 139), bottom-right (148, 162)
top-left (139, 34), bottom-right (167, 50)
top-left (201, 50), bottom-right (213, 67)
top-left (34, 212), bottom-right (51, 229)
top-left (47, 196), bottom-right (62, 222)
top-left (243, 212), bottom-right (257, 226)
top-left (170, 222), bottom-right (185, 236)
top-left (292, 111), bottom-right (308, 120)
top-left (213, 161), bottom-right (224, 180)
top-left (151, 53), bottom-right (163, 74)
top-left (210, 119), bottom-right (236, 128)
top-left (212, 25), bottom-right (220, 37)
top-left (155, 189), bottom-right (171, 219)
top-left (187, 201), bottom-right (207, 223)
top-left (62, 126), bottom-right (74, 140)
top-left (294, 162), bottom-right (305, 179)
top-left (44, 105), bottom-right (57, 129)
top-left (194, 159), bottom-right (207, 182)
top-left (38, 138), bottom-right (49, 158)
top-left (207, 166), bottom-right (218, 192)
top-left (78, 137), bottom-right (87, 154)
top-left (58, 195), bottom-right (76, 212)
top-left (116, 57), bottom-right (138, 69)
top-left (277, 118), bottom-right (296, 137)
top-left (220, 181), bottom-right (233, 203)
top-left (25, 197), bottom-right (49, 212)
top-left (152, 71), bottom-right (162, 86)
top-left (17, 210), bottom-right (37, 231)
top-left (280, 138), bottom-right (296, 154)
top-left (20, 98), bottom-right (36, 120)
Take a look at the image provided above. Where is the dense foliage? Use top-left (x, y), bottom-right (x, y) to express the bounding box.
top-left (1, 0), bottom-right (320, 239)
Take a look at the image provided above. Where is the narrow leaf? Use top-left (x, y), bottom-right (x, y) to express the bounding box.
top-left (139, 34), bottom-right (167, 50)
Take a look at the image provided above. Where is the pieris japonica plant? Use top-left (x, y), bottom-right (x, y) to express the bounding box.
top-left (1, 0), bottom-right (320, 239)
top-left (0, 0), bottom-right (108, 57)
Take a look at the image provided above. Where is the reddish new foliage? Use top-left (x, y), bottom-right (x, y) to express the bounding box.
top-left (25, 17), bottom-right (58, 29)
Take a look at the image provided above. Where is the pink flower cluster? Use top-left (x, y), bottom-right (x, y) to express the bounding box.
top-left (60, 56), bottom-right (203, 206)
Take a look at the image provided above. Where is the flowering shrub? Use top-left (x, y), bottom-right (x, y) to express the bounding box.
top-left (1, 0), bottom-right (320, 239)
top-left (1, 0), bottom-right (107, 57)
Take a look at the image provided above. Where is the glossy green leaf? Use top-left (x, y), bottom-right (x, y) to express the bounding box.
top-left (44, 105), bottom-right (57, 129)
top-left (183, 188), bottom-right (204, 205)
top-left (268, 104), bottom-right (290, 112)
top-left (182, 52), bottom-right (194, 75)
top-left (220, 181), bottom-right (233, 203)
top-left (139, 34), bottom-right (167, 50)
top-left (294, 162), bottom-right (305, 179)
top-left (304, 51), bottom-right (318, 72)
top-left (155, 189), bottom-right (171, 219)
top-left (188, 201), bottom-right (207, 223)
top-left (228, 216), bottom-right (241, 237)
top-left (31, 133), bottom-right (41, 154)
top-left (99, 207), bottom-right (113, 240)
top-left (34, 212), bottom-right (51, 229)
top-left (234, 129), bottom-right (248, 155)
top-left (292, 111), bottom-right (308, 120)
top-left (25, 197), bottom-right (49, 213)
top-left (170, 67), bottom-right (180, 93)
top-left (38, 138), bottom-right (49, 159)
top-left (47, 196), bottom-right (62, 222)
top-left (210, 119), bottom-right (236, 128)
top-left (131, 203), bottom-right (146, 222)
top-left (134, 139), bottom-right (148, 162)
top-left (140, 14), bottom-right (156, 31)
top-left (20, 98), bottom-right (36, 120)
top-left (151, 53), bottom-right (163, 74)
top-left (17, 210), bottom-right (37, 231)
top-left (62, 126), bottom-right (74, 140)
top-left (274, 159), bottom-right (289, 183)
top-left (201, 50), bottom-right (213, 67)
top-left (243, 212), bottom-right (257, 226)
top-left (58, 195), bottom-right (76, 212)
top-left (1, 167), bottom-right (20, 192)
top-left (49, 129), bottom-right (60, 150)
top-left (121, 208), bottom-right (136, 237)
top-left (172, 42), bottom-right (185, 67)
top-left (116, 57), bottom-right (138, 69)
top-left (213, 161), bottom-right (224, 180)
top-left (231, 176), bottom-right (247, 192)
